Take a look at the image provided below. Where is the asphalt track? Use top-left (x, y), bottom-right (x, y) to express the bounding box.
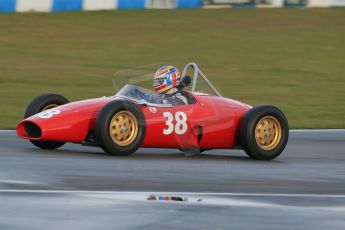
top-left (0, 130), bottom-right (344, 229)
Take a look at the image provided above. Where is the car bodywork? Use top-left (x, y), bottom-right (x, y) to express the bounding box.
top-left (17, 63), bottom-right (250, 151)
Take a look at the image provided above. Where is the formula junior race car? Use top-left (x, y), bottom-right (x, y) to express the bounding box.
top-left (17, 63), bottom-right (289, 160)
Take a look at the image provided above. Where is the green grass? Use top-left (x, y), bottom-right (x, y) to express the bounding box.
top-left (0, 9), bottom-right (344, 129)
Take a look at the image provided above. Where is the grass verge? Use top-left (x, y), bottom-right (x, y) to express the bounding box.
top-left (0, 9), bottom-right (344, 129)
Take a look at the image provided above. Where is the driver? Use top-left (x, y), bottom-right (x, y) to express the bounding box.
top-left (153, 66), bottom-right (188, 105)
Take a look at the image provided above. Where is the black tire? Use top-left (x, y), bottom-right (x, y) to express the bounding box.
top-left (240, 105), bottom-right (289, 160)
top-left (24, 93), bottom-right (69, 150)
top-left (95, 101), bottom-right (146, 156)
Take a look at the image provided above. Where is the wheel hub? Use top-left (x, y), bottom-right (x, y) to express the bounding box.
top-left (109, 111), bottom-right (138, 146)
top-left (255, 116), bottom-right (282, 151)
top-left (42, 104), bottom-right (58, 111)
top-left (264, 130), bottom-right (271, 137)
top-left (120, 125), bottom-right (127, 132)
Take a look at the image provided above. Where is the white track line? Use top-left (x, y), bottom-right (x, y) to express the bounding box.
top-left (0, 190), bottom-right (344, 198)
top-left (0, 180), bottom-right (40, 185)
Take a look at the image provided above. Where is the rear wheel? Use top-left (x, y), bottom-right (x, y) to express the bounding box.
top-left (95, 101), bottom-right (146, 156)
top-left (241, 105), bottom-right (289, 160)
top-left (24, 93), bottom-right (69, 149)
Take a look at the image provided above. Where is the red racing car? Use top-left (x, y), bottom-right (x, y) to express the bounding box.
top-left (16, 63), bottom-right (289, 160)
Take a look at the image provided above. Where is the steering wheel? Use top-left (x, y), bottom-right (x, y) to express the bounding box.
top-left (177, 75), bottom-right (192, 93)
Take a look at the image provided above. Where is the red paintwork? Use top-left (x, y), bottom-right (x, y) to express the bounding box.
top-left (16, 94), bottom-right (250, 149)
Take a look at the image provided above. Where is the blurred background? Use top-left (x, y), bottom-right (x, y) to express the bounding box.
top-left (0, 0), bottom-right (344, 129)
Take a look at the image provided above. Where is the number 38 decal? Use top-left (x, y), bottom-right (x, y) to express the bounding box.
top-left (163, 111), bottom-right (188, 135)
top-left (37, 109), bottom-right (61, 119)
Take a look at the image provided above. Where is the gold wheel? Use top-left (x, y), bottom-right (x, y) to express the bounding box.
top-left (255, 116), bottom-right (282, 151)
top-left (42, 104), bottom-right (58, 111)
top-left (109, 111), bottom-right (138, 146)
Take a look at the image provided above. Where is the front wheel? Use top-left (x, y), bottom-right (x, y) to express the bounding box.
top-left (95, 101), bottom-right (146, 156)
top-left (24, 93), bottom-right (69, 149)
top-left (241, 105), bottom-right (289, 160)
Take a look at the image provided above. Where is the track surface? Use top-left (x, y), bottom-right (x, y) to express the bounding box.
top-left (0, 130), bottom-right (344, 229)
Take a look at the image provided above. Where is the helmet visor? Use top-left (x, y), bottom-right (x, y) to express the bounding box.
top-left (153, 76), bottom-right (166, 88)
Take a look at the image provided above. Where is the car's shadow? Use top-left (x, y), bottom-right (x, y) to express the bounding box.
top-left (132, 151), bottom-right (251, 161)
top-left (23, 146), bottom-right (285, 163)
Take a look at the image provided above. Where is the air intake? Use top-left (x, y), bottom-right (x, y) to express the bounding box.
top-left (24, 122), bottom-right (42, 138)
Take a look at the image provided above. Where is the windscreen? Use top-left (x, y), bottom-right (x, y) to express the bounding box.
top-left (113, 63), bottom-right (166, 93)
top-left (113, 63), bottom-right (222, 100)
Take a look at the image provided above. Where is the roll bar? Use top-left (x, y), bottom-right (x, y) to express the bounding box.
top-left (181, 62), bottom-right (222, 97)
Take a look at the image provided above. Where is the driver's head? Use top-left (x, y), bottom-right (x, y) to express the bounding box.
top-left (153, 66), bottom-right (181, 94)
